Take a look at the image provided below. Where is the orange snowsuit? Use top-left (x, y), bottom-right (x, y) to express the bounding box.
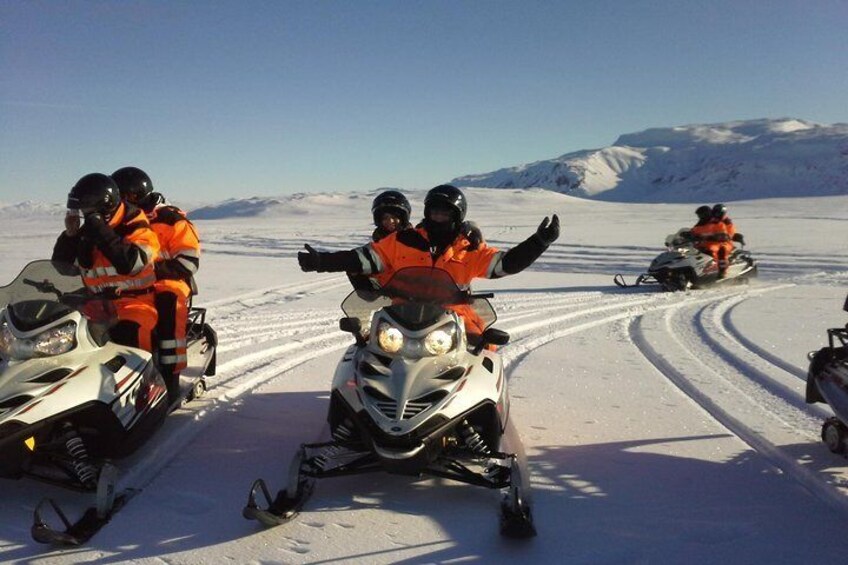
top-left (146, 204), bottom-right (200, 378)
top-left (52, 203), bottom-right (160, 351)
top-left (691, 219), bottom-right (730, 272)
top-left (364, 227), bottom-right (504, 336)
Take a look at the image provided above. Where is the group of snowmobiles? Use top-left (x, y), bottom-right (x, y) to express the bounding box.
top-left (612, 223), bottom-right (848, 467)
top-left (0, 258), bottom-right (536, 545)
top-left (1, 219), bottom-right (845, 547)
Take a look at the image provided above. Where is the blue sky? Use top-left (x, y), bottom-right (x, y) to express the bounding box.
top-left (2, 0), bottom-right (846, 203)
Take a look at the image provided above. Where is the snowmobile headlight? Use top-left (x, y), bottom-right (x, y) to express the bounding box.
top-left (376, 322), bottom-right (404, 353)
top-left (424, 325), bottom-right (456, 355)
top-left (0, 320), bottom-right (14, 357)
top-left (0, 320), bottom-right (77, 360)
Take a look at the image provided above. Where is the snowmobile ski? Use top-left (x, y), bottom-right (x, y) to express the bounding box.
top-left (242, 478), bottom-right (315, 527)
top-left (613, 273), bottom-right (655, 288)
top-left (499, 455), bottom-right (537, 538)
top-left (243, 446), bottom-right (316, 527)
top-left (31, 463), bottom-right (138, 546)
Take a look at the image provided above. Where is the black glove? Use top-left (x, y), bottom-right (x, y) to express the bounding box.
top-left (80, 212), bottom-right (111, 240)
top-left (298, 244), bottom-right (321, 272)
top-left (732, 233), bottom-right (745, 245)
top-left (462, 221), bottom-right (484, 250)
top-left (534, 214), bottom-right (560, 245)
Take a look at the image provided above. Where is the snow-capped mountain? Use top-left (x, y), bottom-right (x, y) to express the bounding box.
top-left (452, 118), bottom-right (848, 202)
top-left (0, 200), bottom-right (65, 218)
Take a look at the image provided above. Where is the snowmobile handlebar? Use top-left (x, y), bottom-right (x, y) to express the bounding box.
top-left (23, 278), bottom-right (63, 299)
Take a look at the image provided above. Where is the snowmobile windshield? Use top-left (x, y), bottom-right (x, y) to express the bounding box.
top-left (666, 229), bottom-right (696, 249)
top-left (0, 260), bottom-right (91, 329)
top-left (341, 267), bottom-right (496, 333)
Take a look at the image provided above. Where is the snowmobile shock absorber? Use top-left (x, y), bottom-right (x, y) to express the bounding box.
top-left (458, 420), bottom-right (491, 456)
top-left (62, 423), bottom-right (98, 488)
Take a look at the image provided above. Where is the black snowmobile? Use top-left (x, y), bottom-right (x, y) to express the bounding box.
top-left (243, 267), bottom-right (536, 538)
top-left (806, 294), bottom-right (848, 455)
top-left (0, 260), bottom-right (217, 545)
top-left (614, 228), bottom-right (757, 291)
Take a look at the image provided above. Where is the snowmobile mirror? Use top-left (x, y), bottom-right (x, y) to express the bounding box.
top-left (339, 317), bottom-right (366, 346)
top-left (473, 328), bottom-right (509, 355)
top-left (339, 317), bottom-right (362, 334)
top-left (482, 327), bottom-right (510, 346)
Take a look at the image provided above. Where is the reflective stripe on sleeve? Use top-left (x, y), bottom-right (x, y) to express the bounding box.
top-left (486, 251), bottom-right (508, 278)
top-left (355, 246), bottom-right (382, 275)
top-left (159, 353), bottom-right (188, 364)
top-left (176, 255), bottom-right (199, 274)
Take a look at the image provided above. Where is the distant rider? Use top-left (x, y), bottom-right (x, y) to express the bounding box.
top-left (112, 166), bottom-right (201, 403)
top-left (298, 184), bottom-right (559, 339)
top-left (690, 204), bottom-right (731, 278)
top-left (52, 173), bottom-right (160, 351)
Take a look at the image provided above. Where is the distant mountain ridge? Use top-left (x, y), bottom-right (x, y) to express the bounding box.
top-left (452, 118), bottom-right (848, 202)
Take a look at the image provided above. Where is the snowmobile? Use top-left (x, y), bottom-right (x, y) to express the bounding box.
top-left (806, 295), bottom-right (848, 455)
top-left (243, 266), bottom-right (536, 538)
top-left (614, 228), bottom-right (757, 291)
top-left (0, 260), bottom-right (217, 545)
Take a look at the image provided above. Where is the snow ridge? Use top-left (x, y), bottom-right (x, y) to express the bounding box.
top-left (452, 118), bottom-right (848, 202)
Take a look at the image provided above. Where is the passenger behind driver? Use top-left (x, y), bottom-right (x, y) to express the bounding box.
top-left (690, 205), bottom-right (730, 277)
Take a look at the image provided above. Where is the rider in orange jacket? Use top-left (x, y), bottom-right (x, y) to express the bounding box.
top-left (52, 173), bottom-right (160, 351)
top-left (691, 204), bottom-right (747, 278)
top-left (112, 167), bottom-right (200, 403)
top-left (299, 185), bottom-right (559, 338)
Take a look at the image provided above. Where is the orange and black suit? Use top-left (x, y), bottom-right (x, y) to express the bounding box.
top-left (52, 202), bottom-right (160, 351)
top-left (142, 198), bottom-right (201, 396)
top-left (691, 218), bottom-right (730, 274)
top-left (304, 225), bottom-right (551, 337)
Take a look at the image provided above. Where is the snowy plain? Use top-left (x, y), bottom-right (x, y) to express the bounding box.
top-left (1, 187), bottom-right (847, 564)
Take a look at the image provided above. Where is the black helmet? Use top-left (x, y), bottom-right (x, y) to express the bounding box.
top-left (711, 203), bottom-right (727, 219)
top-left (371, 190), bottom-right (411, 226)
top-left (424, 184), bottom-right (467, 223)
top-left (111, 166), bottom-right (153, 205)
top-left (67, 173), bottom-right (121, 216)
top-left (695, 205), bottom-right (712, 221)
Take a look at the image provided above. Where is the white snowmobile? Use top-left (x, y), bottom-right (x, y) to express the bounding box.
top-left (806, 295), bottom-right (848, 454)
top-left (614, 228), bottom-right (757, 291)
top-left (243, 266), bottom-right (536, 538)
top-left (0, 260), bottom-right (217, 545)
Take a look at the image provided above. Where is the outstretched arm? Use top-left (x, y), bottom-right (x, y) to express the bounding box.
top-left (489, 215), bottom-right (559, 278)
top-left (298, 244), bottom-right (380, 273)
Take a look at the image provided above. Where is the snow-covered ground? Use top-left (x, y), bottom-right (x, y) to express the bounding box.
top-left (1, 188), bottom-right (847, 564)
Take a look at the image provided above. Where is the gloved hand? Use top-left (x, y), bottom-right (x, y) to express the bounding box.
top-left (81, 212), bottom-right (109, 239)
top-left (462, 221), bottom-right (484, 250)
top-left (64, 211), bottom-right (81, 236)
top-left (732, 233), bottom-right (746, 245)
top-left (534, 214), bottom-right (560, 245)
top-left (298, 244), bottom-right (321, 272)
